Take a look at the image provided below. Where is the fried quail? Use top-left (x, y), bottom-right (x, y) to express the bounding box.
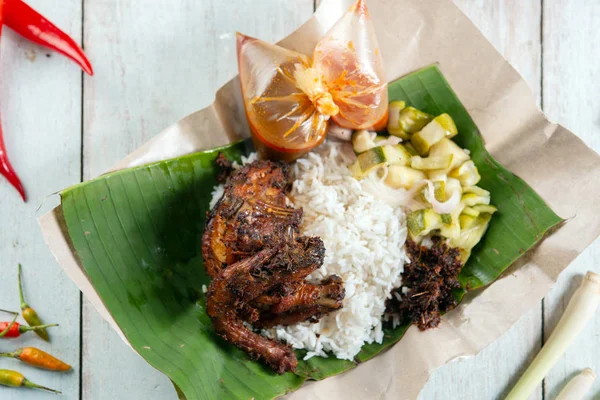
top-left (207, 237), bottom-right (325, 373)
top-left (202, 158), bottom-right (346, 374)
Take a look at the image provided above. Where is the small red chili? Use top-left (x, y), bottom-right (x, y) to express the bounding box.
top-left (0, 321), bottom-right (57, 338)
top-left (0, 1), bottom-right (26, 201)
top-left (4, 0), bottom-right (93, 75)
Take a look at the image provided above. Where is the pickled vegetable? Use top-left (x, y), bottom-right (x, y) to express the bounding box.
top-left (461, 192), bottom-right (491, 207)
top-left (352, 130), bottom-right (376, 153)
top-left (407, 209), bottom-right (443, 238)
top-left (428, 138), bottom-right (470, 170)
top-left (384, 166), bottom-right (426, 189)
top-left (451, 213), bottom-right (492, 250)
top-left (397, 107), bottom-right (432, 135)
top-left (410, 114), bottom-right (457, 155)
top-left (450, 160), bottom-right (481, 186)
top-left (387, 101), bottom-right (408, 138)
top-left (411, 155), bottom-right (453, 170)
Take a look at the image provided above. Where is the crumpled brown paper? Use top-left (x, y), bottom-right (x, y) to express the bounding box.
top-left (39, 0), bottom-right (600, 398)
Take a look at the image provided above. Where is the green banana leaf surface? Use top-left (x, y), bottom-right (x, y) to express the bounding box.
top-left (60, 65), bottom-right (562, 399)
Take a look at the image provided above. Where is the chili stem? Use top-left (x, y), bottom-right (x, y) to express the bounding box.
top-left (17, 264), bottom-right (28, 310)
top-left (22, 377), bottom-right (61, 394)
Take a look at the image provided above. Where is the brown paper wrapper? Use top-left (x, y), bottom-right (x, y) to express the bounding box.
top-left (39, 0), bottom-right (600, 398)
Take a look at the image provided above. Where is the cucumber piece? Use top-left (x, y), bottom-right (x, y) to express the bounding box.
top-left (440, 218), bottom-right (461, 239)
top-left (403, 142), bottom-right (419, 156)
top-left (427, 169), bottom-right (447, 182)
top-left (357, 146), bottom-right (387, 174)
top-left (399, 107), bottom-right (432, 133)
top-left (387, 101), bottom-right (409, 139)
top-left (445, 177), bottom-right (463, 198)
top-left (461, 206), bottom-right (480, 217)
top-left (449, 160), bottom-right (481, 186)
top-left (440, 213), bottom-right (452, 224)
top-left (463, 186), bottom-right (490, 197)
top-left (461, 192), bottom-right (491, 207)
top-left (407, 208), bottom-right (443, 238)
top-left (411, 155), bottom-right (453, 170)
top-left (383, 144), bottom-right (412, 166)
top-left (433, 180), bottom-right (447, 202)
top-left (450, 213), bottom-right (492, 250)
top-left (428, 138), bottom-right (470, 170)
top-left (419, 180), bottom-right (446, 205)
top-left (471, 204), bottom-right (498, 215)
top-left (410, 114), bottom-right (458, 156)
top-left (352, 130), bottom-right (376, 154)
top-left (384, 165), bottom-right (426, 189)
top-left (435, 113), bottom-right (458, 138)
top-left (349, 160), bottom-right (365, 179)
top-left (459, 214), bottom-right (477, 229)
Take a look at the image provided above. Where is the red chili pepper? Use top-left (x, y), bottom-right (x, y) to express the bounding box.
top-left (0, 347), bottom-right (71, 371)
top-left (4, 0), bottom-right (93, 75)
top-left (0, 0), bottom-right (26, 201)
top-left (0, 321), bottom-right (57, 338)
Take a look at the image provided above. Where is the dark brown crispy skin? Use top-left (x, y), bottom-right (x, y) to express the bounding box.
top-left (203, 159), bottom-right (346, 374)
top-left (207, 238), bottom-right (325, 373)
top-left (202, 160), bottom-right (302, 278)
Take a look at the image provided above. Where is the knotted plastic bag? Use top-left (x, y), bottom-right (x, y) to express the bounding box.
top-left (237, 0), bottom-right (387, 161)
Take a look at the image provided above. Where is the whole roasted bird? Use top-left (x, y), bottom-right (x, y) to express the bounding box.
top-left (202, 157), bottom-right (345, 374)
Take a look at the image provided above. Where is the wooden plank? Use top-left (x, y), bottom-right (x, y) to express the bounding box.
top-left (80, 1), bottom-right (314, 399)
top-left (0, 0), bottom-right (82, 399)
top-left (419, 1), bottom-right (544, 399)
top-left (542, 1), bottom-right (600, 398)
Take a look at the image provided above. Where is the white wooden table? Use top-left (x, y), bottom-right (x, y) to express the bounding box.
top-left (0, 0), bottom-right (597, 399)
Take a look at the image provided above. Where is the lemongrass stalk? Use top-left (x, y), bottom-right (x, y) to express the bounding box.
top-left (556, 368), bottom-right (596, 400)
top-left (505, 271), bottom-right (600, 400)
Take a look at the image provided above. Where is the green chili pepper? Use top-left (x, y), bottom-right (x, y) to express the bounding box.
top-left (0, 369), bottom-right (60, 393)
top-left (18, 264), bottom-right (49, 341)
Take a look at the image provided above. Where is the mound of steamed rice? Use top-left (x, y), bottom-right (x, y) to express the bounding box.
top-left (209, 141), bottom-right (408, 361)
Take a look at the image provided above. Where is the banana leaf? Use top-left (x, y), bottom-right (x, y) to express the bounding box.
top-left (60, 65), bottom-right (562, 399)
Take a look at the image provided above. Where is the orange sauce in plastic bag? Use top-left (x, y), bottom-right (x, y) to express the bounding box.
top-left (237, 0), bottom-right (387, 161)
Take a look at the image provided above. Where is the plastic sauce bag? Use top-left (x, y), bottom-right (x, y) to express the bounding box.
top-left (237, 0), bottom-right (387, 161)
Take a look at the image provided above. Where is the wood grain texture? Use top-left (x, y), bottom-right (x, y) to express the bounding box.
top-left (420, 1), bottom-right (544, 399)
top-left (0, 0), bottom-right (82, 399)
top-left (80, 1), bottom-right (314, 399)
top-left (542, 0), bottom-right (600, 398)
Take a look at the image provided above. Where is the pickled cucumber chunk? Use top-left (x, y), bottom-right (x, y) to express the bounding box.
top-left (410, 114), bottom-right (458, 155)
top-left (407, 209), bottom-right (443, 238)
top-left (384, 165), bottom-right (426, 189)
top-left (450, 160), bottom-right (481, 186)
top-left (387, 101), bottom-right (408, 139)
top-left (451, 213), bottom-right (492, 251)
top-left (428, 138), bottom-right (470, 170)
top-left (389, 107), bottom-right (433, 140)
top-left (411, 155), bottom-right (453, 170)
top-left (352, 130), bottom-right (376, 153)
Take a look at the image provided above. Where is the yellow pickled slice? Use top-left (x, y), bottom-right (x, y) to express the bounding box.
top-left (461, 206), bottom-right (480, 217)
top-left (352, 130), bottom-right (376, 153)
top-left (463, 186), bottom-right (490, 197)
top-left (411, 155), bottom-right (453, 170)
top-left (451, 213), bottom-right (492, 250)
top-left (471, 204), bottom-right (498, 215)
top-left (407, 208), bottom-right (443, 238)
top-left (384, 165), bottom-right (426, 189)
top-left (461, 192), bottom-right (491, 207)
top-left (450, 160), bottom-right (481, 186)
top-left (428, 138), bottom-right (470, 170)
top-left (387, 101), bottom-right (408, 139)
top-left (398, 107), bottom-right (432, 134)
top-left (410, 114), bottom-right (458, 155)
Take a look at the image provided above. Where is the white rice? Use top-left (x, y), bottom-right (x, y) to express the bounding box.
top-left (209, 141), bottom-right (408, 361)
